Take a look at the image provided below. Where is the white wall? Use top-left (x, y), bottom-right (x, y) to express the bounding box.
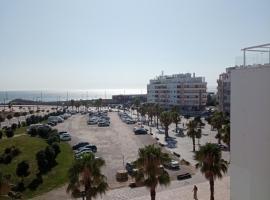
top-left (231, 66), bottom-right (270, 200)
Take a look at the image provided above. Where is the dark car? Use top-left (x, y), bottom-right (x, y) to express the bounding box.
top-left (177, 173), bottom-right (191, 180)
top-left (81, 144), bottom-right (97, 153)
top-left (125, 162), bottom-right (138, 175)
top-left (72, 142), bottom-right (90, 150)
top-left (134, 128), bottom-right (148, 135)
top-left (47, 121), bottom-right (57, 126)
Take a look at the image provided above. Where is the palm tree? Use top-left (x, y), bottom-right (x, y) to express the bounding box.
top-left (196, 128), bottom-right (202, 145)
top-left (171, 111), bottom-right (181, 132)
top-left (154, 104), bottom-right (162, 129)
top-left (160, 111), bottom-right (172, 139)
top-left (194, 143), bottom-right (228, 200)
top-left (187, 120), bottom-right (198, 152)
top-left (133, 98), bottom-right (140, 120)
top-left (221, 124), bottom-right (230, 151)
top-left (136, 145), bottom-right (170, 200)
top-left (0, 116), bottom-right (4, 129)
top-left (211, 112), bottom-right (225, 144)
top-left (95, 99), bottom-right (102, 112)
top-left (14, 112), bottom-right (21, 124)
top-left (147, 105), bottom-right (155, 125)
top-left (67, 153), bottom-right (108, 200)
top-left (70, 99), bottom-right (75, 111)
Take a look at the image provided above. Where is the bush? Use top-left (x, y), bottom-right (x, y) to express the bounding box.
top-left (3, 154), bottom-right (12, 164)
top-left (37, 126), bottom-right (51, 139)
top-left (11, 123), bottom-right (18, 130)
top-left (28, 175), bottom-right (43, 191)
top-left (21, 122), bottom-right (27, 127)
top-left (36, 150), bottom-right (49, 174)
top-left (0, 155), bottom-right (4, 164)
top-left (51, 143), bottom-right (61, 155)
top-left (28, 127), bottom-right (38, 137)
top-left (0, 130), bottom-right (2, 139)
top-left (45, 146), bottom-right (56, 167)
top-left (11, 147), bottom-right (21, 157)
top-left (13, 182), bottom-right (25, 192)
top-left (5, 147), bottom-right (12, 154)
top-left (47, 131), bottom-right (60, 145)
top-left (5, 128), bottom-right (14, 138)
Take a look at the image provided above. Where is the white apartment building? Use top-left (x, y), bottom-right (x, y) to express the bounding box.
top-left (147, 73), bottom-right (207, 113)
top-left (217, 67), bottom-right (238, 114)
top-left (231, 65), bottom-right (270, 200)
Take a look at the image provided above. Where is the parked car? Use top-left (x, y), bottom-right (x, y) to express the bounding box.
top-left (177, 173), bottom-right (191, 180)
top-left (98, 121), bottom-right (110, 127)
top-left (75, 148), bottom-right (93, 155)
top-left (217, 144), bottom-right (227, 151)
top-left (125, 162), bottom-right (138, 175)
top-left (75, 150), bottom-right (98, 159)
top-left (88, 120), bottom-right (98, 125)
top-left (126, 119), bottom-right (136, 124)
top-left (134, 127), bottom-right (148, 135)
top-left (75, 144), bottom-right (97, 153)
top-left (164, 160), bottom-right (180, 170)
top-left (47, 121), bottom-right (57, 126)
top-left (72, 142), bottom-right (90, 150)
top-left (59, 133), bottom-right (71, 141)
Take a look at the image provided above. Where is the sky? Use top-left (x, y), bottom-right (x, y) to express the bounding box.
top-left (0, 0), bottom-right (269, 91)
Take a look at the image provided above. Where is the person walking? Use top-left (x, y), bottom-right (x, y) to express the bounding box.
top-left (193, 185), bottom-right (198, 200)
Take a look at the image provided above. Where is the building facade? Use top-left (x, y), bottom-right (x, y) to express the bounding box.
top-left (230, 65), bottom-right (270, 200)
top-left (147, 73), bottom-right (207, 113)
top-left (217, 67), bottom-right (237, 114)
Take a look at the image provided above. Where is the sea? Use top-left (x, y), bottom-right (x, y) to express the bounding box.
top-left (0, 86), bottom-right (216, 104)
top-left (0, 89), bottom-right (147, 103)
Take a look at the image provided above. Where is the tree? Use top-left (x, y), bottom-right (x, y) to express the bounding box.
top-left (5, 128), bottom-right (14, 138)
top-left (6, 114), bottom-right (13, 125)
top-left (67, 153), bottom-right (108, 200)
top-left (221, 124), bottom-right (230, 151)
top-left (194, 143), bottom-right (228, 200)
top-left (71, 99), bottom-right (75, 111)
top-left (0, 115), bottom-right (4, 129)
top-left (187, 120), bottom-right (198, 152)
top-left (196, 128), bottom-right (202, 145)
top-left (171, 111), bottom-right (181, 131)
top-left (154, 104), bottom-right (163, 129)
top-left (136, 145), bottom-right (170, 200)
top-left (133, 98), bottom-right (140, 120)
top-left (160, 111), bottom-right (172, 139)
top-left (147, 105), bottom-right (155, 125)
top-left (95, 99), bottom-right (102, 112)
top-left (211, 112), bottom-right (226, 144)
top-left (16, 161), bottom-right (30, 185)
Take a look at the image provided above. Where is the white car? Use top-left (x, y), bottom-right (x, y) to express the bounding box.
top-left (60, 133), bottom-right (71, 141)
top-left (75, 150), bottom-right (94, 159)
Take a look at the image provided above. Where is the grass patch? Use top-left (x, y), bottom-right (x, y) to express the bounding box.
top-left (0, 135), bottom-right (74, 199)
top-left (14, 126), bottom-right (27, 136)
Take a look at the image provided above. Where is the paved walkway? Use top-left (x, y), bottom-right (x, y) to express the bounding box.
top-left (33, 177), bottom-right (230, 200)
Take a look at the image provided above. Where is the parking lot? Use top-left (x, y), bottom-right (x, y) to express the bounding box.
top-left (56, 111), bottom-right (193, 189)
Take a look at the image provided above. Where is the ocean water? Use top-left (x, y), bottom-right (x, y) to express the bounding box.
top-left (0, 89), bottom-right (147, 103)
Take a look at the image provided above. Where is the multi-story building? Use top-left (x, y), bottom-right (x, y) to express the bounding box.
top-left (231, 64), bottom-right (270, 200)
top-left (217, 67), bottom-right (238, 114)
top-left (147, 73), bottom-right (207, 114)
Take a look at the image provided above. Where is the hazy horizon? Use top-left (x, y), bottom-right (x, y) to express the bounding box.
top-left (0, 0), bottom-right (269, 90)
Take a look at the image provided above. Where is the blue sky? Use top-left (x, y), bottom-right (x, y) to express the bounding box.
top-left (0, 0), bottom-right (269, 91)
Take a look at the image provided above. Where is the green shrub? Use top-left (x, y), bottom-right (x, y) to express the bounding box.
top-left (5, 128), bottom-right (14, 138)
